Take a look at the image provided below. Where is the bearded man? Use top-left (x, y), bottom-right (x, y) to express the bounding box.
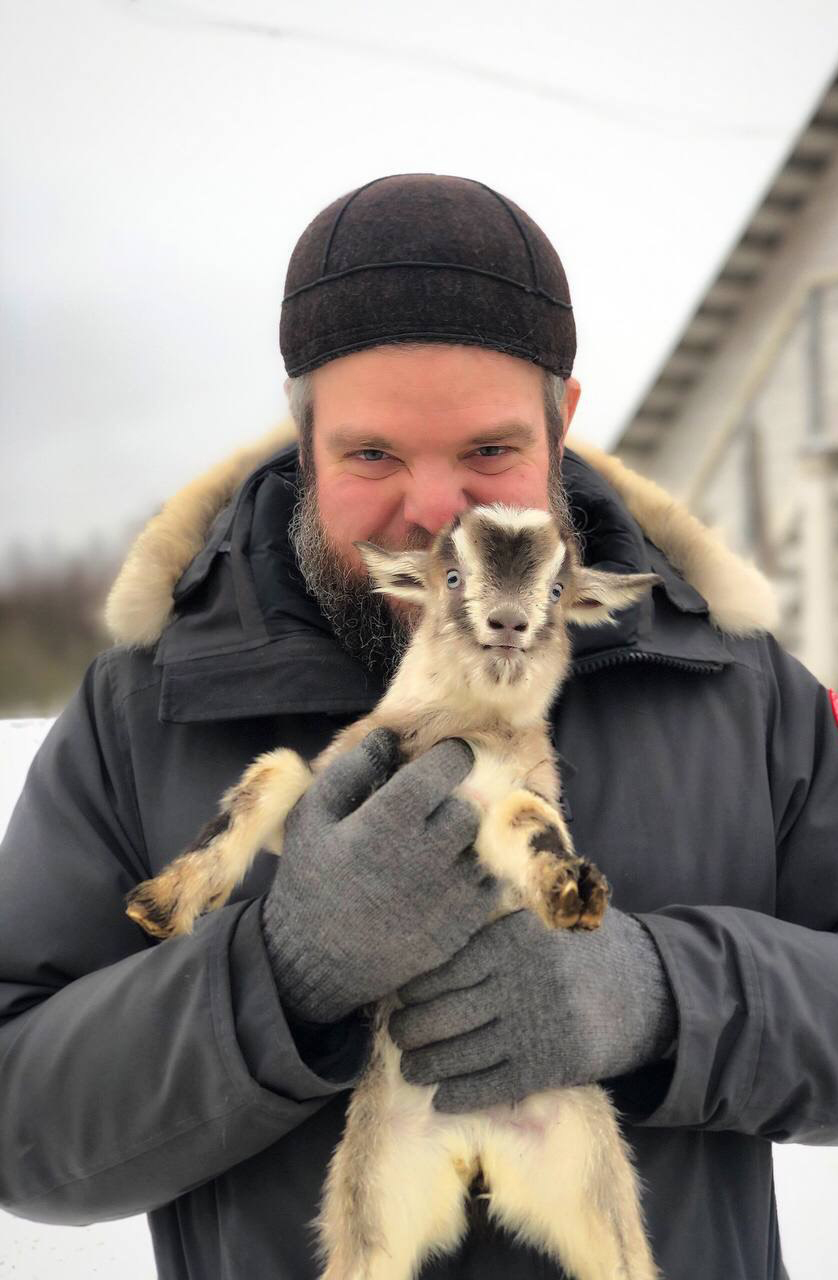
top-left (1, 174), bottom-right (837, 1280)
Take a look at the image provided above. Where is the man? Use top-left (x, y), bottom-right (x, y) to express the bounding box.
top-left (1, 173), bottom-right (837, 1280)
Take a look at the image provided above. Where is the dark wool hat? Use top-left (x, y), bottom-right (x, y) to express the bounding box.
top-left (280, 173), bottom-right (576, 379)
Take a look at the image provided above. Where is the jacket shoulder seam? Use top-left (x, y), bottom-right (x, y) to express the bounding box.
top-left (99, 650), bottom-right (154, 868)
top-left (98, 646), bottom-right (162, 715)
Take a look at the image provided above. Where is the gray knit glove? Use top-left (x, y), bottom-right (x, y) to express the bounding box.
top-left (261, 730), bottom-right (499, 1024)
top-left (390, 907), bottom-right (677, 1112)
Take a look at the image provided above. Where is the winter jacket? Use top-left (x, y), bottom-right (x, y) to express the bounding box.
top-left (1, 427), bottom-right (837, 1280)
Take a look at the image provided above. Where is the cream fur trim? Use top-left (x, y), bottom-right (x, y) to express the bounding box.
top-left (569, 439), bottom-right (779, 637)
top-left (105, 425), bottom-right (778, 647)
top-left (105, 422), bottom-right (298, 647)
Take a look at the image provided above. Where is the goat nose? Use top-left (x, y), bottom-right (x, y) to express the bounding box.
top-left (487, 607), bottom-right (529, 636)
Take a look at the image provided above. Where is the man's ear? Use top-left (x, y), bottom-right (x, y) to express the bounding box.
top-left (354, 542), bottom-right (430, 604)
top-left (283, 378), bottom-right (305, 463)
top-left (564, 569), bottom-right (661, 627)
top-left (564, 377), bottom-right (581, 431)
top-left (556, 376), bottom-right (581, 455)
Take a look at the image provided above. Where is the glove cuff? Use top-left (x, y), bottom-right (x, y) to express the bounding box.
top-left (603, 912), bottom-right (678, 1076)
top-left (260, 892), bottom-right (353, 1024)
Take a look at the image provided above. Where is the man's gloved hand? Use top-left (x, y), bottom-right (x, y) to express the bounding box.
top-left (389, 907), bottom-right (677, 1113)
top-left (261, 729), bottom-right (499, 1024)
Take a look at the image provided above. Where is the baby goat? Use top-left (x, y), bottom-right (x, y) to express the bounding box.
top-left (126, 502), bottom-right (661, 1280)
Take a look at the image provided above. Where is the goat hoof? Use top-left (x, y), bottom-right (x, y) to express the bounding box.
top-left (125, 877), bottom-right (181, 939)
top-left (574, 860), bottom-right (610, 929)
top-left (533, 852), bottom-right (610, 930)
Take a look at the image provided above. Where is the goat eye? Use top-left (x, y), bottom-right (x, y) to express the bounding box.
top-left (446, 570), bottom-right (462, 589)
top-left (550, 581), bottom-right (564, 602)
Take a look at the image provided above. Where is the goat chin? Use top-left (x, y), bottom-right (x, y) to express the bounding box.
top-left (376, 631), bottom-right (568, 736)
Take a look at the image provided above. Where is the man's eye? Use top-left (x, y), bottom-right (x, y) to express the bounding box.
top-left (354, 449), bottom-right (391, 462)
top-left (473, 446), bottom-right (509, 458)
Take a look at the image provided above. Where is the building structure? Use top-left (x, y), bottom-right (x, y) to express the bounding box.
top-left (615, 70), bottom-right (838, 687)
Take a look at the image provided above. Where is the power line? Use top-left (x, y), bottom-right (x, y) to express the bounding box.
top-left (121, 0), bottom-right (787, 140)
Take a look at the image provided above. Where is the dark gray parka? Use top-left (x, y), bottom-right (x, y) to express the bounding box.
top-left (2, 438), bottom-right (837, 1280)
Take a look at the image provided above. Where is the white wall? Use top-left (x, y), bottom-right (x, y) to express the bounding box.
top-left (631, 145), bottom-right (838, 497)
top-left (618, 144), bottom-right (838, 686)
top-left (2, 721), bottom-right (837, 1277)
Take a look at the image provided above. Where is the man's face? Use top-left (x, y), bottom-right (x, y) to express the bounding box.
top-left (288, 344), bottom-right (579, 672)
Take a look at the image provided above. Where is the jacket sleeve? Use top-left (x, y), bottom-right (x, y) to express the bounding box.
top-left (0, 655), bottom-right (368, 1225)
top-left (623, 636), bottom-right (838, 1143)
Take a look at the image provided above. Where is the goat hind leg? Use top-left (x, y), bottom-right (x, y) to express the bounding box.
top-left (125, 748), bottom-right (313, 938)
top-left (316, 1022), bottom-right (472, 1280)
top-left (481, 1085), bottom-right (658, 1280)
top-left (318, 1121), bottom-right (472, 1280)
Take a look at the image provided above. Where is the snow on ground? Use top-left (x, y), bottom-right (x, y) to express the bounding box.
top-left (1, 719), bottom-right (56, 832)
top-left (0, 1214), bottom-right (155, 1278)
top-left (1, 719), bottom-right (837, 1277)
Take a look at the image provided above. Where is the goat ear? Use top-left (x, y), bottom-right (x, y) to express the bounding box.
top-left (354, 542), bottom-right (429, 604)
top-left (565, 570), bottom-right (661, 627)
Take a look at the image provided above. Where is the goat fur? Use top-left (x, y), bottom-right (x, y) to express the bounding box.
top-left (126, 503), bottom-right (661, 1280)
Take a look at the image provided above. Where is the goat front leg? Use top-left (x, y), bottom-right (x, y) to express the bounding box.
top-left (125, 749), bottom-right (313, 938)
top-left (463, 761), bottom-right (608, 930)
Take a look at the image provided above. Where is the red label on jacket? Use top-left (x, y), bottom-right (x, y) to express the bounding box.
top-left (830, 689), bottom-right (838, 729)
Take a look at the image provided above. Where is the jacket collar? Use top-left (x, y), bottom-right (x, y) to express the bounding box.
top-left (150, 444), bottom-right (738, 724)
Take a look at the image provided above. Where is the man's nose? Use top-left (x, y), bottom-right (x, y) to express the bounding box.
top-left (401, 474), bottom-right (470, 535)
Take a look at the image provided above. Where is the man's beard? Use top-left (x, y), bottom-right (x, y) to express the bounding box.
top-left (287, 461), bottom-right (424, 678)
top-left (287, 445), bottom-right (571, 679)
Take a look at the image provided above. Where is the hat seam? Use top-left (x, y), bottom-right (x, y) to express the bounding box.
top-left (476, 182), bottom-right (540, 291)
top-left (286, 324), bottom-right (554, 358)
top-left (320, 176), bottom-right (388, 276)
top-left (285, 313), bottom-right (567, 351)
top-left (284, 332), bottom-right (569, 377)
top-left (282, 260), bottom-right (573, 308)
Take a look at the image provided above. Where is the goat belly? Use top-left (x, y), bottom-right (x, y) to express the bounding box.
top-left (382, 1031), bottom-right (580, 1186)
top-left (379, 1062), bottom-right (623, 1266)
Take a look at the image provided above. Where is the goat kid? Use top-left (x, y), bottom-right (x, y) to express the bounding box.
top-left (126, 502), bottom-right (661, 1280)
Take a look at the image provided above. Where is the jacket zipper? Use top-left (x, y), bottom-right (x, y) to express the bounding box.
top-left (570, 649), bottom-right (724, 677)
top-left (553, 650), bottom-right (722, 820)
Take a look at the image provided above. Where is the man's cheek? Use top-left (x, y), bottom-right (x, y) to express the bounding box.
top-left (480, 476), bottom-right (549, 512)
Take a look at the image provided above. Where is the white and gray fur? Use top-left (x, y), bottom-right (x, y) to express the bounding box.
top-left (126, 499), bottom-right (661, 1279)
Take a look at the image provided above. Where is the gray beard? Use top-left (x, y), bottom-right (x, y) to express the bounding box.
top-left (287, 467), bottom-right (420, 678)
top-left (287, 447), bottom-right (571, 678)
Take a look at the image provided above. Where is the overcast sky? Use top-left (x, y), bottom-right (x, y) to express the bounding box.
top-left (3, 0), bottom-right (838, 561)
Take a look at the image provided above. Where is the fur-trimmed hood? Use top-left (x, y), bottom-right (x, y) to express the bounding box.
top-left (105, 424), bottom-right (778, 651)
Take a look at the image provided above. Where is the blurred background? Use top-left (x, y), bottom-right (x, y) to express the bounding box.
top-left (3, 0), bottom-right (838, 715)
top-left (3, 5), bottom-right (838, 1273)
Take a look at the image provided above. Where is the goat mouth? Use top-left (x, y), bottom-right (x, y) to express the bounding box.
top-left (482, 644), bottom-right (527, 655)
